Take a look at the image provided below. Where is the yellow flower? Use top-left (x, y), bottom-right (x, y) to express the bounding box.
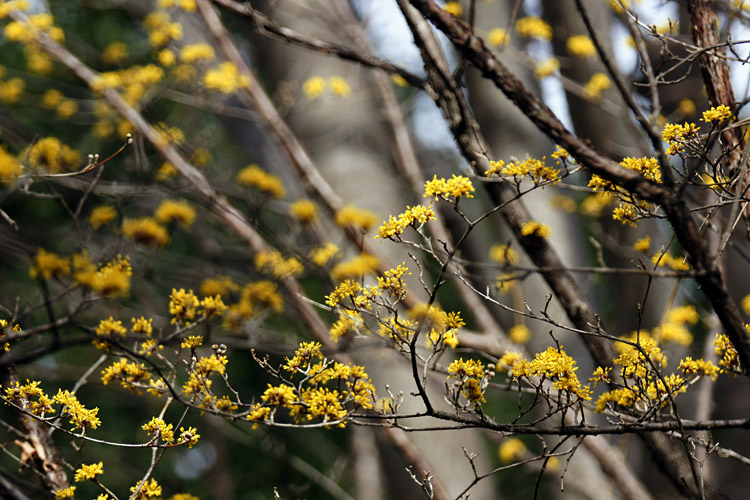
top-left (335, 205), bottom-right (378, 232)
top-left (328, 76), bottom-right (351, 97)
top-left (331, 253), bottom-right (379, 282)
top-left (487, 28), bottom-right (509, 47)
top-left (496, 273), bottom-right (517, 293)
top-left (96, 317), bottom-right (127, 337)
top-left (633, 236), bottom-right (650, 252)
top-left (179, 43), bottom-right (215, 63)
top-left (236, 164), bottom-right (285, 198)
top-left (30, 248), bottom-right (70, 280)
top-left (489, 244), bottom-right (519, 266)
top-left (424, 174), bottom-right (475, 200)
top-left (42, 89), bottom-right (63, 109)
top-left (74, 461), bottom-right (103, 482)
top-left (89, 205), bottom-right (117, 229)
top-left (204, 61), bottom-right (250, 93)
top-left (0, 145), bottom-right (22, 183)
top-left (508, 324), bottom-right (531, 343)
top-left (55, 99), bottom-right (78, 119)
top-left (566, 35), bottom-right (596, 58)
top-left (26, 137), bottom-right (81, 174)
top-left (499, 438), bottom-right (526, 462)
top-left (200, 275), bottom-right (239, 298)
top-left (677, 98), bottom-right (696, 116)
top-left (303, 76), bottom-right (327, 99)
top-left (157, 49), bottom-right (176, 67)
top-left (254, 250), bottom-right (303, 279)
top-left (154, 199), bottom-right (196, 226)
top-left (132, 317), bottom-right (153, 336)
top-left (520, 221), bottom-right (551, 239)
top-left (122, 217), bottom-right (170, 247)
top-left (55, 486), bottom-right (76, 499)
top-left (102, 42), bottom-right (128, 65)
top-left (583, 72), bottom-right (611, 100)
top-left (376, 205), bottom-right (436, 240)
top-left (309, 242), bottom-right (341, 267)
top-left (181, 335), bottom-right (203, 349)
top-left (534, 57), bottom-right (560, 79)
top-left (169, 288), bottom-right (200, 325)
top-left (515, 16), bottom-right (552, 40)
top-left (702, 105), bottom-right (733, 123)
top-left (442, 1), bottom-right (463, 17)
top-left (290, 199), bottom-right (318, 223)
top-left (131, 478), bottom-right (162, 498)
top-left (179, 426), bottom-right (200, 448)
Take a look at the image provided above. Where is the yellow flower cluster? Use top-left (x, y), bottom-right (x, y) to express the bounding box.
top-left (143, 10), bottom-right (183, 47)
top-left (335, 205), bottom-right (378, 232)
top-left (55, 487), bottom-right (76, 499)
top-left (155, 199), bottom-right (196, 226)
top-left (582, 72), bottom-right (611, 101)
top-left (0, 319), bottom-right (20, 351)
top-left (0, 73), bottom-right (25, 104)
top-left (566, 35), bottom-right (596, 57)
top-left (534, 57), bottom-right (560, 79)
top-left (487, 27), bottom-right (509, 47)
top-left (41, 89), bottom-right (78, 118)
top-left (131, 478), bottom-right (162, 498)
top-left (90, 65), bottom-right (165, 108)
top-left (702, 105), bottom-right (733, 123)
top-left (713, 333), bottom-right (740, 371)
top-left (330, 253), bottom-right (379, 281)
top-left (486, 157), bottom-right (560, 186)
top-left (180, 43), bottom-right (215, 64)
top-left (661, 122), bottom-right (699, 156)
top-left (376, 204), bottom-right (436, 240)
top-left (30, 248), bottom-right (70, 280)
top-left (5, 382), bottom-right (114, 433)
top-left (73, 253), bottom-right (132, 297)
top-left (224, 280), bottom-right (284, 329)
top-left (89, 205), bottom-right (118, 229)
top-left (247, 342), bottom-right (376, 428)
top-left (498, 438), bottom-right (526, 463)
top-left (442, 1), bottom-right (463, 17)
top-left (508, 324), bottom-right (531, 343)
top-left (489, 243), bottom-right (519, 266)
top-left (169, 288), bottom-right (226, 325)
top-left (424, 174), bottom-right (475, 201)
top-left (254, 250), bottom-right (304, 279)
top-left (515, 16), bottom-right (553, 40)
top-left (308, 242), bottom-right (341, 266)
top-left (0, 1), bottom-right (29, 20)
top-left (204, 61), bottom-right (251, 93)
top-left (575, 192), bottom-right (613, 217)
top-left (142, 416), bottom-right (174, 444)
top-left (4, 13), bottom-right (64, 44)
top-left (158, 0), bottom-right (197, 10)
top-left (101, 358), bottom-right (151, 392)
top-left (0, 145), bottom-right (22, 183)
top-left (329, 311), bottom-right (362, 343)
top-left (678, 357), bottom-right (721, 380)
top-left (25, 137), bottom-right (81, 174)
top-left (236, 164), bottom-right (285, 198)
top-left (651, 252), bottom-right (690, 271)
top-left (122, 217), bottom-right (170, 247)
top-left (376, 263), bottom-right (410, 301)
top-left (302, 76), bottom-right (351, 99)
top-left (289, 199), bottom-right (318, 224)
top-left (409, 303), bottom-right (464, 349)
top-left (182, 353), bottom-right (228, 405)
top-left (447, 358), bottom-right (488, 407)
top-left (509, 347), bottom-right (591, 401)
top-left (520, 220), bottom-right (551, 239)
top-left (102, 41), bottom-right (128, 65)
top-left (200, 275), bottom-right (239, 298)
